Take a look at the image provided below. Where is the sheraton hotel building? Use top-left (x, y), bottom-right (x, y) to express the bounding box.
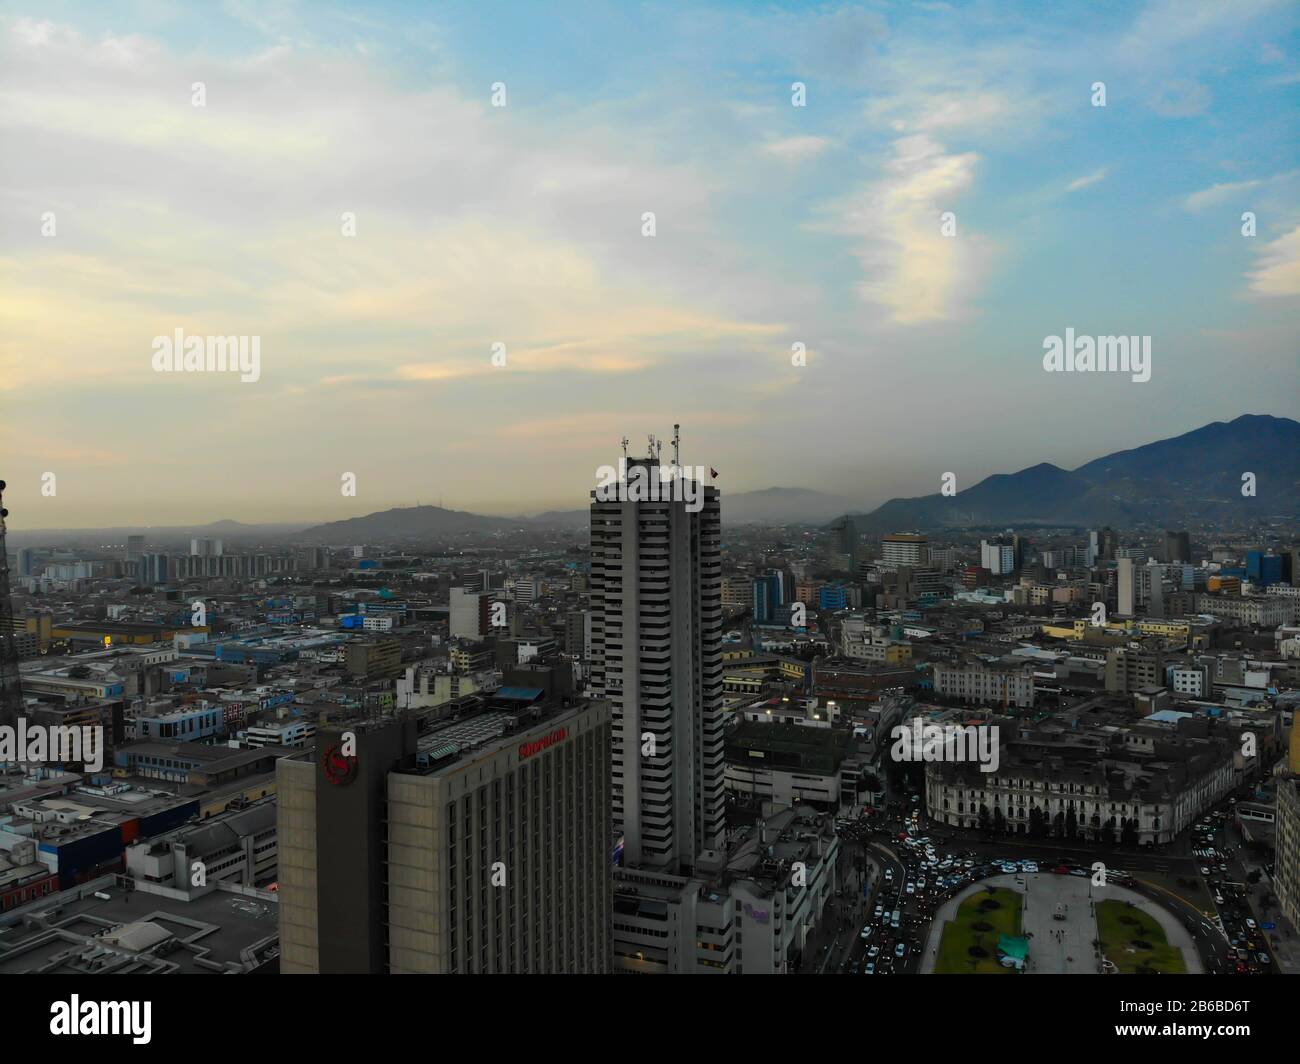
top-left (276, 669), bottom-right (612, 974)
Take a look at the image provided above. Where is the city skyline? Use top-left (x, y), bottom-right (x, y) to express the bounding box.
top-left (3, 1), bottom-right (1299, 527)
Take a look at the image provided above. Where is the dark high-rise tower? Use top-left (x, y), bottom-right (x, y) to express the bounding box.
top-left (0, 481), bottom-right (23, 726)
top-left (1163, 529), bottom-right (1191, 564)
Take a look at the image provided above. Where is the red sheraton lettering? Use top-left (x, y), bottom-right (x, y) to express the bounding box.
top-left (518, 728), bottom-right (568, 759)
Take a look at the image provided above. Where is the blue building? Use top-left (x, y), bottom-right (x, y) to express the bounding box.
top-left (752, 573), bottom-right (784, 624)
top-left (1246, 552), bottom-right (1283, 586)
top-left (818, 584), bottom-right (848, 610)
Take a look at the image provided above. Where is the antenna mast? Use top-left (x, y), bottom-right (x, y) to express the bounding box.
top-left (672, 424), bottom-right (680, 468)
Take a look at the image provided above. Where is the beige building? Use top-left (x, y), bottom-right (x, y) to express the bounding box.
top-left (278, 693), bottom-right (611, 974)
top-left (932, 660), bottom-right (1035, 708)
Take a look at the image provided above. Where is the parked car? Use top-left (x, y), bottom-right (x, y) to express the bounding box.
top-left (895, 942), bottom-right (907, 958)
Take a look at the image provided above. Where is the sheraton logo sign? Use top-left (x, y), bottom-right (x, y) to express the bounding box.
top-left (518, 728), bottom-right (568, 760)
top-left (321, 742), bottom-right (358, 786)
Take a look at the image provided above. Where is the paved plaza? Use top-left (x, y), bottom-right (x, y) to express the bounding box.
top-left (921, 873), bottom-right (1203, 974)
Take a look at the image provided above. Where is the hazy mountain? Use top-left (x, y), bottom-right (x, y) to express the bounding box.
top-left (842, 415), bottom-right (1300, 532)
top-left (298, 505), bottom-right (529, 541)
top-left (5, 519), bottom-right (307, 547)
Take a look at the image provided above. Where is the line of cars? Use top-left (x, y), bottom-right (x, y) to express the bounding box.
top-left (1192, 815), bottom-right (1271, 973)
top-left (856, 867), bottom-right (909, 974)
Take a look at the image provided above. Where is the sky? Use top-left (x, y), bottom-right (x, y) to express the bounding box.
top-left (1, 0), bottom-right (1297, 529)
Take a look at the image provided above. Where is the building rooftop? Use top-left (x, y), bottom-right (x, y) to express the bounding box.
top-left (0, 878), bottom-right (278, 974)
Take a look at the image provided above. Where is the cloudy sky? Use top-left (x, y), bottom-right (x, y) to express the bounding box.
top-left (1, 0), bottom-right (1297, 529)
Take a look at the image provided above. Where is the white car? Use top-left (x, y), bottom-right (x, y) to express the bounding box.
top-left (860, 926), bottom-right (874, 939)
top-left (1245, 918), bottom-right (1257, 930)
top-left (905, 882), bottom-right (915, 895)
top-left (917, 878), bottom-right (926, 890)
top-left (1000, 864), bottom-right (1017, 874)
top-left (1022, 862), bottom-right (1039, 873)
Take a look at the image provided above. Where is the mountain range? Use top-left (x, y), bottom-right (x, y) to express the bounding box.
top-left (838, 414), bottom-right (1300, 532)
top-left (292, 415), bottom-right (1297, 540)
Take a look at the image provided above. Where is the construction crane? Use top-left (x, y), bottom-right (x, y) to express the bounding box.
top-left (0, 480), bottom-right (23, 725)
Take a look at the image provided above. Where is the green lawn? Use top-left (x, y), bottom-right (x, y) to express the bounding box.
top-left (1096, 899), bottom-right (1187, 974)
top-left (935, 887), bottom-right (1024, 974)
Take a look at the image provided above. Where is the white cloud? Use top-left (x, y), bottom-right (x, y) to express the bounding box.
top-left (760, 135), bottom-right (831, 161)
top-left (823, 134), bottom-right (992, 325)
top-left (1183, 178), bottom-right (1262, 211)
top-left (1066, 168), bottom-right (1108, 192)
top-left (1247, 225), bottom-right (1300, 297)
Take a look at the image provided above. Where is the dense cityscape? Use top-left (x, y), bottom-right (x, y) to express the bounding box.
top-left (3, 414), bottom-right (1299, 990)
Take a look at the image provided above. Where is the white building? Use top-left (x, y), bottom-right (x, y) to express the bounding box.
top-left (449, 587), bottom-right (488, 640)
top-left (980, 541), bottom-right (1015, 576)
top-left (880, 533), bottom-right (927, 571)
top-left (612, 805), bottom-right (838, 974)
top-left (245, 719), bottom-right (316, 748)
top-left (590, 447), bottom-right (725, 873)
